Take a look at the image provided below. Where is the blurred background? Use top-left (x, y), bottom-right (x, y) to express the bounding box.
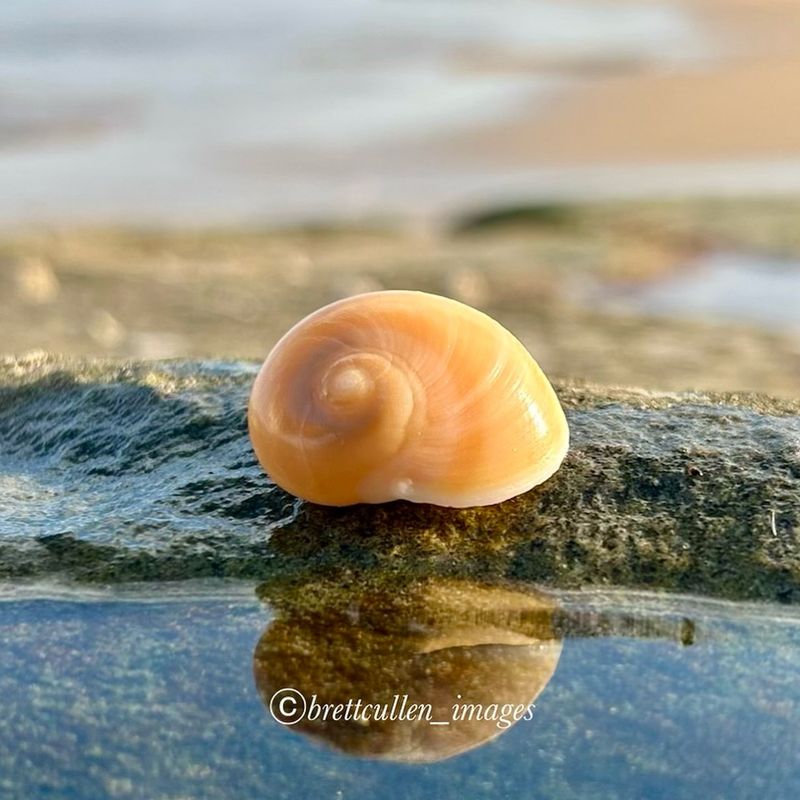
top-left (1, 0), bottom-right (799, 395)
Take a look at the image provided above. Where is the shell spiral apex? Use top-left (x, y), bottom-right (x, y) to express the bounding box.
top-left (247, 290), bottom-right (569, 507)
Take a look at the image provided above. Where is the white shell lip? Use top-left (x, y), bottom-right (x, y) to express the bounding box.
top-left (360, 428), bottom-right (570, 508)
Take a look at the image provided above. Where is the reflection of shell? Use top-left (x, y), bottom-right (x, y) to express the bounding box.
top-left (248, 290), bottom-right (569, 507)
top-left (253, 579), bottom-right (562, 763)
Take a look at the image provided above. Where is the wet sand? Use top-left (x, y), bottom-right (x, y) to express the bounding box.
top-left (2, 198), bottom-right (799, 396)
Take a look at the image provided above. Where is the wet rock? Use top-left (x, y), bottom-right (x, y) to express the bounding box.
top-left (0, 354), bottom-right (798, 601)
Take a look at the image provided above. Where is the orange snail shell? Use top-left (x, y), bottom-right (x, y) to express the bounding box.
top-left (247, 290), bottom-right (569, 507)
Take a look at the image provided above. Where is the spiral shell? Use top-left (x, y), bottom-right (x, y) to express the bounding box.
top-left (248, 290), bottom-right (569, 507)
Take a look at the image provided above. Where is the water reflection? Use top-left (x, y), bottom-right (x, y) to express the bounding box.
top-left (253, 578), bottom-right (562, 762)
top-left (602, 250), bottom-right (800, 331)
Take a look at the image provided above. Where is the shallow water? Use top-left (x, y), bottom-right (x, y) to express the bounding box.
top-left (1, 359), bottom-right (798, 794)
top-left (601, 251), bottom-right (800, 333)
top-left (0, 0), bottom-right (706, 223)
top-left (1, 581), bottom-right (799, 799)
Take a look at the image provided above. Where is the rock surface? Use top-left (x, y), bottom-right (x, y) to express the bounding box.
top-left (1, 354), bottom-right (798, 601)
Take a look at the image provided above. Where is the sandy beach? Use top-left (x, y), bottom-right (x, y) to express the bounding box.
top-left (442, 0), bottom-right (800, 169)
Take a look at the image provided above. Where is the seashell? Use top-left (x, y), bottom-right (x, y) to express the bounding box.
top-left (247, 290), bottom-right (569, 507)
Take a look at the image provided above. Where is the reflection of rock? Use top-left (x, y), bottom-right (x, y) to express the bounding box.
top-left (253, 579), bottom-right (562, 762)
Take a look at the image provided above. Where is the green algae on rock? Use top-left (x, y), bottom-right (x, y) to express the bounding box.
top-left (0, 354), bottom-right (799, 601)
